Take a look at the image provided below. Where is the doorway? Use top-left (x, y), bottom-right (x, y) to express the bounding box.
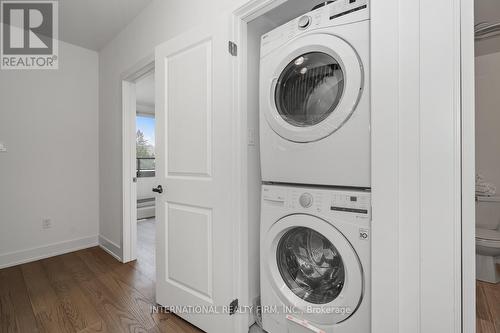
top-left (121, 58), bottom-right (155, 275)
top-left (474, 0), bottom-right (500, 331)
top-left (134, 71), bottom-right (156, 279)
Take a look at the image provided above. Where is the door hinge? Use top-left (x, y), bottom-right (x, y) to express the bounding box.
top-left (228, 41), bottom-right (238, 56)
top-left (229, 299), bottom-right (238, 315)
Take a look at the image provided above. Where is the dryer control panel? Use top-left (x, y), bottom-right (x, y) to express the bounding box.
top-left (327, 0), bottom-right (368, 21)
top-left (260, 0), bottom-right (369, 58)
top-left (262, 184), bottom-right (371, 221)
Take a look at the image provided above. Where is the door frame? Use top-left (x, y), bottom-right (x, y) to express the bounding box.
top-left (121, 55), bottom-right (155, 263)
top-left (460, 0), bottom-right (476, 330)
top-left (230, 0), bottom-right (471, 332)
top-left (230, 2), bottom-right (288, 331)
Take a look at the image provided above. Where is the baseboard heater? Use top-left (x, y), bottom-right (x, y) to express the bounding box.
top-left (137, 198), bottom-right (155, 220)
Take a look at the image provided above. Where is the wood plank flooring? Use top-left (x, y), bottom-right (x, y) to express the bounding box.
top-left (0, 219), bottom-right (203, 333)
top-left (477, 275), bottom-right (500, 333)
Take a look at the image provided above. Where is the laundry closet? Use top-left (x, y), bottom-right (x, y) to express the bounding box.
top-left (244, 1), bottom-right (371, 332)
top-left (150, 0), bottom-right (466, 331)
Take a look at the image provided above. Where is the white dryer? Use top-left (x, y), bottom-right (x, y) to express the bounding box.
top-left (259, 0), bottom-right (370, 188)
top-left (260, 184), bottom-right (370, 333)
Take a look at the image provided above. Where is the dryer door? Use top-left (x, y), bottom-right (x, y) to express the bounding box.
top-left (261, 33), bottom-right (364, 143)
top-left (264, 214), bottom-right (363, 325)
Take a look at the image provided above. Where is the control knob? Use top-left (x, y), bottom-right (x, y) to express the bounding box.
top-left (299, 193), bottom-right (313, 208)
top-left (298, 16), bottom-right (311, 29)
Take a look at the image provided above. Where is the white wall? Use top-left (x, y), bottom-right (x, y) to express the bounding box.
top-left (245, 16), bottom-right (276, 320)
top-left (98, 0), bottom-right (238, 257)
top-left (475, 51), bottom-right (500, 189)
top-left (0, 41), bottom-right (99, 268)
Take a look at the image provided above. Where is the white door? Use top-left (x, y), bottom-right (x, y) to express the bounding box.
top-left (154, 12), bottom-right (237, 333)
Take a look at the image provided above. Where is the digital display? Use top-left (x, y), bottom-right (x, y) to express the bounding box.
top-left (350, 196), bottom-right (357, 202)
top-left (331, 206), bottom-right (368, 214)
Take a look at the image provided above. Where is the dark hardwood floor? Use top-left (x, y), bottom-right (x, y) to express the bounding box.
top-left (0, 219), bottom-right (203, 333)
top-left (477, 275), bottom-right (500, 333)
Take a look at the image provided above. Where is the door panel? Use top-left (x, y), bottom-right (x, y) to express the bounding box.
top-left (166, 40), bottom-right (212, 177)
top-left (167, 203), bottom-right (213, 301)
top-left (155, 12), bottom-right (235, 333)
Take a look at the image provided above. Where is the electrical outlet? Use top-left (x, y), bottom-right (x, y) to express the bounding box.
top-left (42, 218), bottom-right (52, 229)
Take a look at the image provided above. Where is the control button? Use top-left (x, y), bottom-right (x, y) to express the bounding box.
top-left (298, 16), bottom-right (311, 29)
top-left (299, 193), bottom-right (313, 208)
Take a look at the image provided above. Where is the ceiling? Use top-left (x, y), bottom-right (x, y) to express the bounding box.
top-left (58, 0), bottom-right (152, 51)
top-left (475, 0), bottom-right (500, 56)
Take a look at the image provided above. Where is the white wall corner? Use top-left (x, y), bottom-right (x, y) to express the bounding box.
top-left (99, 235), bottom-right (123, 262)
top-left (0, 236), bottom-right (99, 269)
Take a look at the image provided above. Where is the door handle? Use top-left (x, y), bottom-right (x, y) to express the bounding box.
top-left (152, 185), bottom-right (164, 194)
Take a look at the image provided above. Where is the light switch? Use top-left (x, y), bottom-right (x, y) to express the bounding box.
top-left (0, 143), bottom-right (6, 152)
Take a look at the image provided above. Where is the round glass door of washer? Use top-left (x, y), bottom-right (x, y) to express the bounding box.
top-left (277, 226), bottom-right (345, 304)
top-left (264, 214), bottom-right (364, 324)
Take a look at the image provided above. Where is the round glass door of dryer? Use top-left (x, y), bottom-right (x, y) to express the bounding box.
top-left (275, 52), bottom-right (345, 128)
top-left (262, 33), bottom-right (364, 143)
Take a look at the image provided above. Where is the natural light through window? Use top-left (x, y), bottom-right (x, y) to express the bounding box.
top-left (136, 115), bottom-right (155, 177)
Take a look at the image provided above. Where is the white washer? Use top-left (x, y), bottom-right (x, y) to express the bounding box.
top-left (260, 184), bottom-right (370, 333)
top-left (259, 1), bottom-right (370, 188)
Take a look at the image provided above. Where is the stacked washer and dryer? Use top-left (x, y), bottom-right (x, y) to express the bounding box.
top-left (258, 1), bottom-right (371, 333)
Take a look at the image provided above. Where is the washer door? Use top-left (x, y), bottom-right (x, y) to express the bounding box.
top-left (263, 33), bottom-right (363, 143)
top-left (265, 214), bottom-right (363, 325)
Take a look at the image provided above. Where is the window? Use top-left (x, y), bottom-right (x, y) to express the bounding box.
top-left (136, 115), bottom-right (155, 177)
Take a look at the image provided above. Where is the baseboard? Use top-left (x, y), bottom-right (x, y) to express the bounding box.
top-left (98, 235), bottom-right (122, 262)
top-left (0, 235), bottom-right (99, 269)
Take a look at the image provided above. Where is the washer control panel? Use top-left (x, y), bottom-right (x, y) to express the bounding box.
top-left (297, 15), bottom-right (311, 29)
top-left (262, 185), bottom-right (371, 220)
top-left (299, 192), bottom-right (313, 208)
top-left (330, 192), bottom-right (369, 214)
